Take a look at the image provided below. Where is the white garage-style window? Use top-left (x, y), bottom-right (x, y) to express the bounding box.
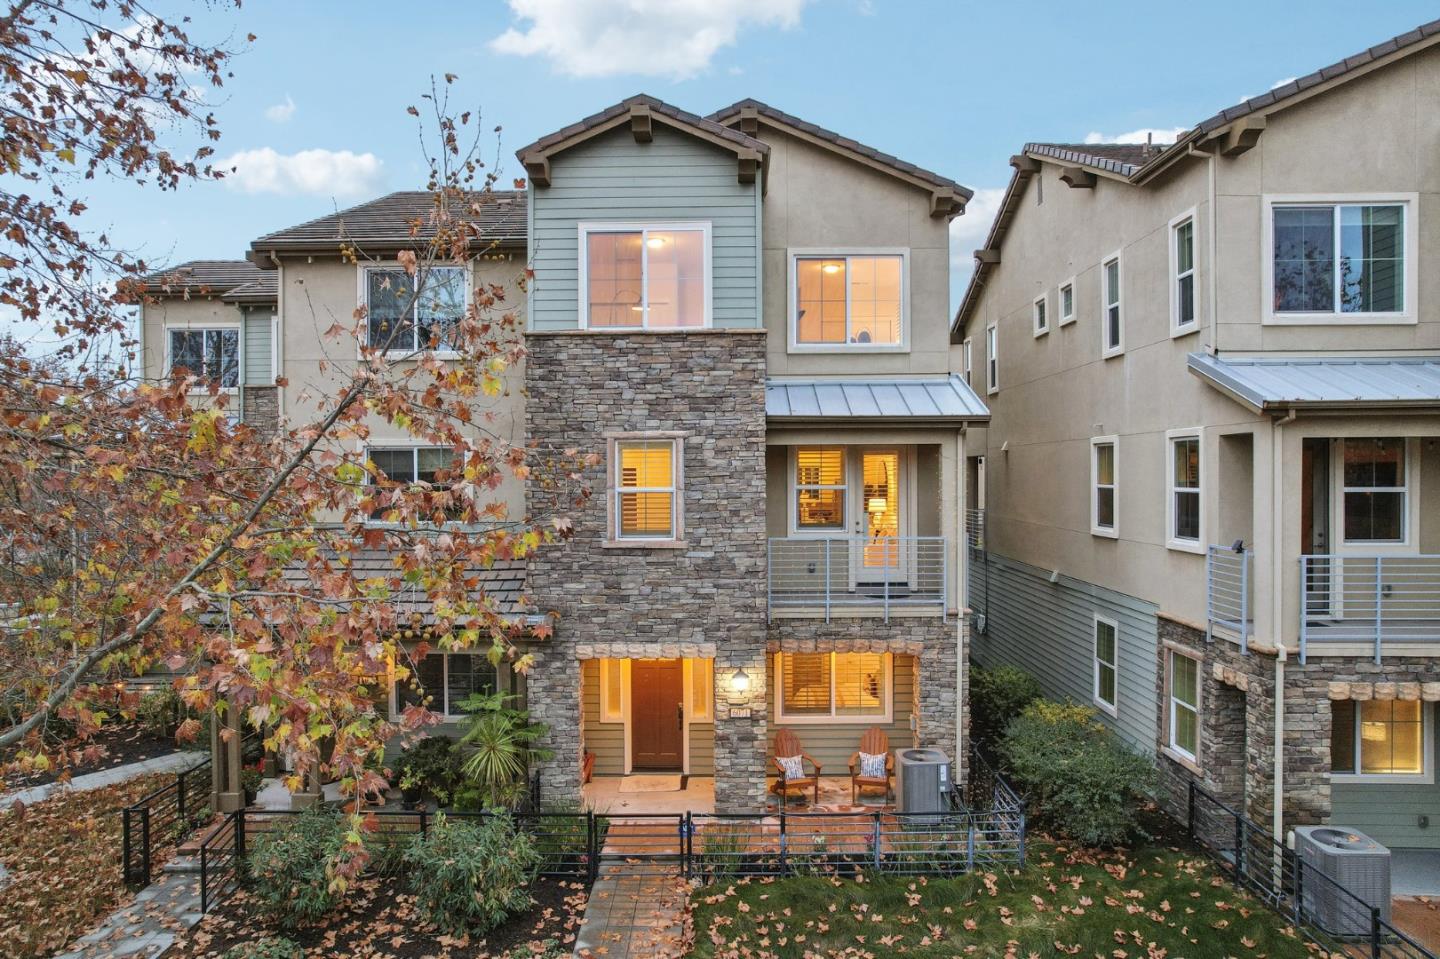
top-left (608, 436), bottom-right (683, 543)
top-left (167, 327), bottom-right (240, 389)
top-left (775, 651), bottom-right (892, 723)
top-left (1093, 615), bottom-right (1118, 716)
top-left (393, 651), bottom-right (498, 719)
top-left (1167, 650), bottom-right (1200, 764)
top-left (580, 222), bottom-right (711, 329)
top-left (790, 250), bottom-right (907, 350)
top-left (362, 265), bottom-right (467, 353)
top-left (1332, 700), bottom-right (1431, 782)
top-left (1265, 196), bottom-right (1415, 323)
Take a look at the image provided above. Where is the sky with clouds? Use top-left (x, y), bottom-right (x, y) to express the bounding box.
top-left (67, 0), bottom-right (1440, 314)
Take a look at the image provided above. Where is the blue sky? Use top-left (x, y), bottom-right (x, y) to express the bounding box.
top-left (78, 0), bottom-right (1440, 313)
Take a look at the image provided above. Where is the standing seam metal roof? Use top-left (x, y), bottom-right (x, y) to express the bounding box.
top-left (765, 375), bottom-right (989, 421)
top-left (1187, 353), bottom-right (1440, 411)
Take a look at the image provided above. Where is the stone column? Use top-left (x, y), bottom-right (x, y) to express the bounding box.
top-left (529, 642), bottom-right (582, 804)
top-left (713, 647), bottom-right (768, 812)
top-left (211, 707), bottom-right (245, 813)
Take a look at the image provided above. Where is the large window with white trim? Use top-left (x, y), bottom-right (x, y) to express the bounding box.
top-left (1341, 438), bottom-right (1407, 544)
top-left (1168, 431), bottom-right (1202, 548)
top-left (1332, 700), bottom-right (1429, 780)
top-left (365, 446), bottom-right (461, 522)
top-left (612, 438), bottom-right (680, 541)
top-left (793, 447), bottom-right (846, 531)
top-left (168, 328), bottom-right (239, 388)
top-left (792, 253), bottom-right (904, 347)
top-left (582, 223), bottom-right (708, 329)
top-left (776, 652), bottom-right (891, 722)
top-left (1271, 202), bottom-right (1407, 317)
top-left (394, 651), bottom-right (498, 718)
top-left (1093, 616), bottom-right (1118, 715)
top-left (364, 265), bottom-right (467, 352)
top-left (1167, 650), bottom-right (1200, 763)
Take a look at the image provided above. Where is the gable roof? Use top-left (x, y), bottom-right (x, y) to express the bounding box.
top-left (952, 16), bottom-right (1440, 339)
top-left (139, 260), bottom-right (277, 302)
top-left (708, 98), bottom-right (972, 214)
top-left (249, 191), bottom-right (527, 263)
top-left (515, 93), bottom-right (768, 188)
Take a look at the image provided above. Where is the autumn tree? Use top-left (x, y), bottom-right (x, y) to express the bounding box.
top-left (0, 3), bottom-right (584, 807)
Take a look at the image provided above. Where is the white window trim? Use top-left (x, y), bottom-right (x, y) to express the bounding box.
top-left (961, 338), bottom-right (973, 387)
top-left (1090, 435), bottom-right (1119, 539)
top-left (1165, 648), bottom-right (1201, 766)
top-left (1331, 437), bottom-right (1420, 551)
top-left (1092, 613), bottom-right (1119, 717)
top-left (1169, 208), bottom-right (1199, 337)
top-left (786, 247), bottom-right (910, 353)
top-left (784, 447), bottom-right (916, 539)
top-left (1032, 291), bottom-right (1049, 337)
top-left (360, 442), bottom-right (462, 528)
top-left (357, 261), bottom-right (472, 358)
top-left (577, 220), bottom-right (714, 331)
top-left (389, 650), bottom-right (497, 722)
top-left (1100, 250), bottom-right (1124, 358)
top-left (1166, 427), bottom-right (1205, 554)
top-left (1058, 276), bottom-right (1076, 326)
top-left (1332, 701), bottom-right (1435, 785)
top-left (164, 323), bottom-right (243, 394)
top-left (773, 651), bottom-right (894, 724)
top-left (786, 446), bottom-right (848, 536)
top-left (985, 322), bottom-right (998, 395)
top-left (1260, 193), bottom-right (1418, 326)
top-left (605, 432), bottom-right (686, 547)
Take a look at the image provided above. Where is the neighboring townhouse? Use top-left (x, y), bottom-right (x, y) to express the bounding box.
top-left (189, 95), bottom-right (985, 813)
top-left (953, 21), bottom-right (1440, 851)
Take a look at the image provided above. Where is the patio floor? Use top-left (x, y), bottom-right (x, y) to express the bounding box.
top-left (581, 774), bottom-right (896, 817)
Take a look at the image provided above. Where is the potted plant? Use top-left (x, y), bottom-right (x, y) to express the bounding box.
top-left (398, 768), bottom-right (425, 807)
top-left (240, 766), bottom-right (265, 806)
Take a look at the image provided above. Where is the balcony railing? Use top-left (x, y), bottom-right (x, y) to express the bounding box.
top-left (1205, 544), bottom-right (1252, 653)
top-left (1299, 554), bottom-right (1440, 663)
top-left (767, 536), bottom-right (947, 622)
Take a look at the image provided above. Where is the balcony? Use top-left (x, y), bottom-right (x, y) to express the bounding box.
top-left (767, 536), bottom-right (947, 621)
top-left (1205, 544), bottom-right (1253, 652)
top-left (1300, 554), bottom-right (1440, 662)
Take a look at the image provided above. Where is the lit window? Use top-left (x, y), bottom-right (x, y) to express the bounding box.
top-left (364, 266), bottom-right (466, 352)
top-left (688, 659), bottom-right (713, 722)
top-left (168, 328), bottom-right (239, 388)
top-left (1168, 651), bottom-right (1199, 762)
top-left (1272, 203), bottom-right (1404, 315)
top-left (1101, 254), bottom-right (1123, 355)
top-left (1093, 616), bottom-right (1118, 714)
top-left (584, 225), bottom-right (707, 329)
top-left (1332, 700), bottom-right (1426, 777)
top-left (1059, 280), bottom-right (1075, 325)
top-left (366, 446), bottom-right (462, 523)
top-left (776, 652), bottom-right (891, 721)
top-left (613, 439), bottom-right (679, 540)
top-left (1091, 438), bottom-right (1117, 536)
top-left (395, 652), bottom-right (497, 718)
top-left (1033, 293), bottom-right (1048, 335)
top-left (794, 254), bottom-right (903, 347)
top-left (793, 448), bottom-right (846, 530)
top-left (1342, 438), bottom-right (1406, 543)
top-left (1172, 216), bottom-right (1196, 331)
top-left (1169, 433), bottom-right (1201, 546)
top-left (598, 659), bottom-right (627, 722)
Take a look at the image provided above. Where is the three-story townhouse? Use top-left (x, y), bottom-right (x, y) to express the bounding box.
top-left (954, 20), bottom-right (1440, 854)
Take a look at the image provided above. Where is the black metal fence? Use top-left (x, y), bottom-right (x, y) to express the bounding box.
top-left (121, 756), bottom-right (214, 886)
top-left (1186, 780), bottom-right (1434, 958)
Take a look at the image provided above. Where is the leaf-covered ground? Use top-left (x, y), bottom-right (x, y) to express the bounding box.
top-left (0, 773), bottom-right (171, 959)
top-left (170, 875), bottom-right (588, 959)
top-left (689, 842), bottom-right (1317, 958)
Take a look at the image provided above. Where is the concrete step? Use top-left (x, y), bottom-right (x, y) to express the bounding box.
top-left (162, 853), bottom-right (202, 875)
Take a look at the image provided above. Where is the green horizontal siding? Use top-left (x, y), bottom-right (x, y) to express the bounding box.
top-left (767, 654), bottom-right (916, 773)
top-left (242, 307), bottom-right (273, 386)
top-left (529, 125), bottom-right (759, 331)
top-left (580, 659), bottom-right (716, 777)
top-left (1330, 703), bottom-right (1440, 849)
top-left (970, 552), bottom-right (1160, 752)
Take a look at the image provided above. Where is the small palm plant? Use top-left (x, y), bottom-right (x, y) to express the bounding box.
top-left (455, 691), bottom-right (554, 809)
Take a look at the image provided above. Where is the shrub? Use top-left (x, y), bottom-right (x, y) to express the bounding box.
top-left (221, 938), bottom-right (303, 959)
top-left (246, 807), bottom-right (350, 929)
top-left (363, 827), bottom-right (414, 878)
top-left (393, 736), bottom-right (461, 804)
top-left (136, 688), bottom-right (185, 737)
top-left (999, 700), bottom-right (1155, 847)
top-left (403, 812), bottom-right (542, 936)
top-left (969, 664), bottom-right (1043, 750)
top-left (456, 692), bottom-right (553, 810)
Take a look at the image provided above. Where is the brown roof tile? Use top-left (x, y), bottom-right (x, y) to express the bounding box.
top-left (515, 93), bottom-right (768, 162)
top-left (1023, 143), bottom-right (1157, 177)
top-left (250, 190), bottom-right (527, 256)
top-left (140, 260), bottom-right (274, 299)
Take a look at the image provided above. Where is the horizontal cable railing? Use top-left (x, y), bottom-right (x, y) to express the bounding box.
top-left (1187, 780), bottom-right (1433, 957)
top-left (1299, 554), bottom-right (1440, 663)
top-left (767, 536), bottom-right (947, 622)
top-left (1206, 544), bottom-right (1252, 653)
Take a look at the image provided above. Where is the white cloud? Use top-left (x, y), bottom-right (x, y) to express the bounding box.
top-left (489, 0), bottom-right (810, 79)
top-left (1083, 127), bottom-right (1187, 145)
top-left (264, 95), bottom-right (296, 123)
top-left (217, 148), bottom-right (384, 197)
top-left (1239, 76), bottom-right (1299, 103)
top-left (950, 187), bottom-right (1005, 274)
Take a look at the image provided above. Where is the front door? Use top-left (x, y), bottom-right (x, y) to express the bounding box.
top-left (631, 659), bottom-right (683, 770)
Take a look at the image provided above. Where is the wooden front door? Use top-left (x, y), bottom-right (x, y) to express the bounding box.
top-left (631, 660), bottom-right (683, 770)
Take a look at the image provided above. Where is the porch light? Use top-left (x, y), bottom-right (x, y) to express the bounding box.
top-left (729, 667), bottom-right (750, 694)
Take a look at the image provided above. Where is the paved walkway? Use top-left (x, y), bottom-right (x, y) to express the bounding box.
top-left (55, 869), bottom-right (203, 959)
top-left (574, 823), bottom-right (690, 959)
top-left (0, 751), bottom-right (206, 808)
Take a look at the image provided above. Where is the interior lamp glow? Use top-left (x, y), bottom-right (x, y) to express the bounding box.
top-left (867, 497), bottom-right (888, 515)
top-left (822, 263), bottom-right (842, 274)
top-left (730, 667), bottom-right (750, 693)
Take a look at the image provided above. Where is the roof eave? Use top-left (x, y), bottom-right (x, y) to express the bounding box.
top-left (767, 414), bottom-right (990, 428)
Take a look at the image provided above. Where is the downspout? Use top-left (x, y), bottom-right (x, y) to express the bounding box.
top-left (1270, 408), bottom-right (1296, 842)
top-left (956, 425), bottom-right (967, 773)
top-left (1186, 142), bottom-right (1219, 355)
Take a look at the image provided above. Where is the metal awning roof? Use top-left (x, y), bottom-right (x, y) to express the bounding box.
top-left (766, 375), bottom-right (989, 424)
top-left (1188, 353), bottom-right (1440, 413)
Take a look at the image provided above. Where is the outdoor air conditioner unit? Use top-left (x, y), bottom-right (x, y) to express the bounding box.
top-left (895, 748), bottom-right (951, 815)
top-left (1293, 826), bottom-right (1391, 936)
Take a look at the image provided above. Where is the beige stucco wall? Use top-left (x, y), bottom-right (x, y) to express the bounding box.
top-left (757, 126), bottom-right (954, 378)
top-left (276, 253), bottom-right (528, 524)
top-left (140, 297), bottom-right (247, 381)
top-left (957, 45), bottom-right (1440, 645)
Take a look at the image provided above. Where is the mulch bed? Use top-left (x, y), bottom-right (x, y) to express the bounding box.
top-left (2, 723), bottom-right (188, 790)
top-left (170, 875), bottom-right (588, 958)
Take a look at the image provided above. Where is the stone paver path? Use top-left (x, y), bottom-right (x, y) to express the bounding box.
top-left (55, 868), bottom-right (203, 959)
top-left (0, 751), bottom-right (206, 808)
top-left (574, 822), bottom-right (689, 958)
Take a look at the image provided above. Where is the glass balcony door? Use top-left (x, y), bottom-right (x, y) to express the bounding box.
top-left (852, 448), bottom-right (907, 586)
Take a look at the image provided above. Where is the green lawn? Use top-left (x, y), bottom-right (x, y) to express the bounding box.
top-left (688, 842), bottom-right (1313, 958)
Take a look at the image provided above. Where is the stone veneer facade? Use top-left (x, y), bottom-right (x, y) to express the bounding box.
top-left (241, 385), bottom-right (280, 433)
top-left (524, 329), bottom-right (771, 811)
